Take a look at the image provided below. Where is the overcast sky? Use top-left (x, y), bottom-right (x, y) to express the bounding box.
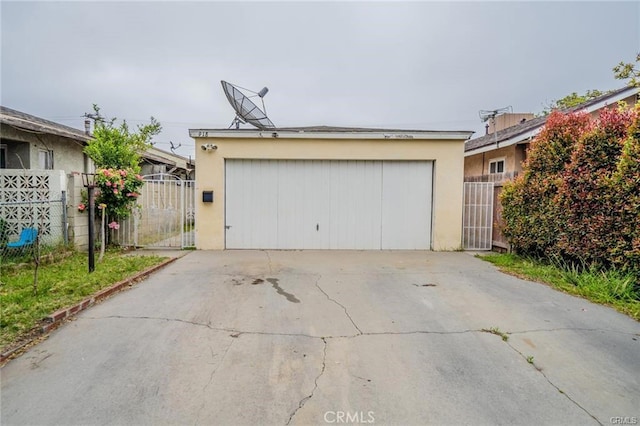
top-left (2, 1), bottom-right (639, 157)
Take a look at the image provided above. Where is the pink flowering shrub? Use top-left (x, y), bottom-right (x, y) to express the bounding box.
top-left (94, 167), bottom-right (144, 220)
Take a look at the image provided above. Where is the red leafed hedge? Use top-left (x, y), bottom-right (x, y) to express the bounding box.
top-left (501, 104), bottom-right (640, 275)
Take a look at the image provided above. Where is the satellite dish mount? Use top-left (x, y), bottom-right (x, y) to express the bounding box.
top-left (221, 81), bottom-right (275, 130)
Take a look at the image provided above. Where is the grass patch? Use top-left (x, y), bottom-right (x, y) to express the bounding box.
top-left (0, 250), bottom-right (166, 350)
top-left (481, 253), bottom-right (640, 321)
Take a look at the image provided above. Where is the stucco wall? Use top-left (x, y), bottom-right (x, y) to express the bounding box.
top-left (464, 152), bottom-right (484, 177)
top-left (1, 125), bottom-right (87, 173)
top-left (66, 172), bottom-right (90, 250)
top-left (514, 144), bottom-right (527, 173)
top-left (194, 136), bottom-right (466, 251)
top-left (464, 145), bottom-right (521, 178)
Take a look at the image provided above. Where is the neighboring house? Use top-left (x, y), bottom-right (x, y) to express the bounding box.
top-left (1, 106), bottom-right (92, 173)
top-left (464, 86), bottom-right (639, 182)
top-left (462, 86), bottom-right (639, 251)
top-left (1, 106), bottom-right (193, 250)
top-left (190, 126), bottom-right (473, 251)
top-left (0, 106), bottom-right (94, 249)
top-left (141, 146), bottom-right (195, 180)
top-left (1, 105), bottom-right (194, 179)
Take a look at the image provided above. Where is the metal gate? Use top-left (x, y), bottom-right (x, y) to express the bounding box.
top-left (115, 173), bottom-right (195, 249)
top-left (462, 182), bottom-right (494, 250)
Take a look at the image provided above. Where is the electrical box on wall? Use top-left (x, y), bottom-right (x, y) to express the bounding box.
top-left (202, 191), bottom-right (214, 203)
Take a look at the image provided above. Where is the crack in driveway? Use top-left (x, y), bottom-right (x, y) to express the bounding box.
top-left (82, 315), bottom-right (326, 339)
top-left (286, 337), bottom-right (327, 425)
top-left (194, 338), bottom-right (236, 425)
top-left (483, 329), bottom-right (604, 425)
top-left (81, 315), bottom-right (628, 341)
top-left (203, 338), bottom-right (235, 392)
top-left (263, 250), bottom-right (274, 273)
top-left (75, 315), bottom-right (618, 424)
top-left (508, 339), bottom-right (603, 426)
top-left (507, 327), bottom-right (639, 337)
top-left (314, 275), bottom-right (363, 335)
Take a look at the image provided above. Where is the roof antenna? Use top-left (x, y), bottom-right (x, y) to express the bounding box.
top-left (479, 106), bottom-right (512, 146)
top-left (169, 141), bottom-right (181, 154)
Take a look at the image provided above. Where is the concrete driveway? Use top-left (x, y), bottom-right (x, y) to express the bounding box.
top-left (2, 251), bottom-right (639, 425)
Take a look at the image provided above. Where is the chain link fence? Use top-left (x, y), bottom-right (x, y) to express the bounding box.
top-left (0, 197), bottom-right (69, 267)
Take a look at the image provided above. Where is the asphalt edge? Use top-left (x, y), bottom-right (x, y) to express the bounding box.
top-left (0, 256), bottom-right (178, 364)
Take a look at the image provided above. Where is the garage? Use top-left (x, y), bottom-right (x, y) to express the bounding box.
top-left (225, 159), bottom-right (433, 249)
top-left (190, 127), bottom-right (473, 251)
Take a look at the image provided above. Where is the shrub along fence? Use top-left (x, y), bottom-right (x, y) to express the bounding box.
top-left (501, 105), bottom-right (640, 278)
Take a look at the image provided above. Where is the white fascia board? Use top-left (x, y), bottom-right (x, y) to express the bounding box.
top-left (580, 87), bottom-right (638, 113)
top-left (189, 129), bottom-right (474, 140)
top-left (464, 126), bottom-right (543, 157)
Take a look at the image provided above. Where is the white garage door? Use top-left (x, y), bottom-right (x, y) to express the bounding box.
top-left (225, 160), bottom-right (433, 249)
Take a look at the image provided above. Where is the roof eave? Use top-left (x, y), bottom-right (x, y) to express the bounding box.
top-left (465, 126), bottom-right (543, 156)
top-left (189, 129), bottom-right (474, 141)
top-left (0, 119), bottom-right (91, 143)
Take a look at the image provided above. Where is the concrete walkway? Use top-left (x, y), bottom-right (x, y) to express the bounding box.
top-left (1, 251), bottom-right (639, 425)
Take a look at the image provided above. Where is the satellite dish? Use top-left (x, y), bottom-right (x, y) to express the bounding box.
top-left (221, 80), bottom-right (275, 130)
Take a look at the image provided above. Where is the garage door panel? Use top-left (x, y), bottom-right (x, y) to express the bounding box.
top-left (381, 161), bottom-right (432, 249)
top-left (277, 160), bottom-right (329, 249)
top-left (225, 160), bottom-right (279, 249)
top-left (328, 161), bottom-right (382, 249)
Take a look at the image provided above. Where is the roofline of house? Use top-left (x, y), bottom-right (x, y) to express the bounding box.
top-left (464, 127), bottom-right (543, 156)
top-left (142, 151), bottom-right (178, 167)
top-left (464, 85), bottom-right (639, 157)
top-left (0, 106), bottom-right (91, 143)
top-left (142, 146), bottom-right (194, 165)
top-left (189, 128), bottom-right (475, 141)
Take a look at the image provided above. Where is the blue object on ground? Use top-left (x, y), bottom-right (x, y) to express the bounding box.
top-left (6, 227), bottom-right (38, 248)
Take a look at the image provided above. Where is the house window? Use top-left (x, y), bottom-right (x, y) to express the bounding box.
top-left (0, 144), bottom-right (6, 168)
top-left (38, 149), bottom-right (54, 170)
top-left (488, 158), bottom-right (505, 174)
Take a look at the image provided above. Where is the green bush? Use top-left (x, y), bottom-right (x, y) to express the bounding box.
top-left (501, 111), bottom-right (591, 258)
top-left (558, 106), bottom-right (636, 268)
top-left (607, 110), bottom-right (640, 273)
top-left (501, 104), bottom-right (640, 278)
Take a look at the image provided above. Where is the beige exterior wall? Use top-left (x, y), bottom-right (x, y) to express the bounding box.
top-left (66, 172), bottom-right (90, 250)
top-left (464, 145), bottom-right (524, 178)
top-left (514, 144), bottom-right (527, 173)
top-left (488, 113), bottom-right (535, 133)
top-left (1, 125), bottom-right (88, 173)
top-left (194, 136), bottom-right (466, 251)
top-left (464, 152), bottom-right (484, 177)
